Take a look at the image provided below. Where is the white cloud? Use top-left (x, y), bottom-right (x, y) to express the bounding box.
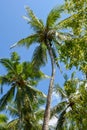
top-left (51, 92), bottom-right (61, 106)
top-left (49, 116), bottom-right (58, 127)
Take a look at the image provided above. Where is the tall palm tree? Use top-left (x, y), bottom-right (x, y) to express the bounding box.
top-left (10, 5), bottom-right (81, 129)
top-left (0, 52), bottom-right (46, 129)
top-left (10, 4), bottom-right (87, 129)
top-left (10, 5), bottom-right (66, 130)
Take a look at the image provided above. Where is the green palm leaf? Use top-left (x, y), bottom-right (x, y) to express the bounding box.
top-left (55, 85), bottom-right (67, 99)
top-left (32, 44), bottom-right (47, 69)
top-left (56, 109), bottom-right (66, 130)
top-left (51, 101), bottom-right (67, 118)
top-left (35, 109), bottom-right (44, 120)
top-left (0, 59), bottom-right (16, 74)
top-left (22, 62), bottom-right (49, 81)
top-left (25, 6), bottom-right (44, 31)
top-left (0, 76), bottom-right (10, 93)
top-left (11, 52), bottom-right (20, 62)
top-left (51, 47), bottom-right (62, 72)
top-left (0, 114), bottom-right (8, 130)
top-left (0, 86), bottom-right (15, 111)
top-left (7, 105), bottom-right (19, 117)
top-left (0, 114), bottom-right (8, 123)
top-left (7, 118), bottom-right (19, 130)
top-left (46, 5), bottom-right (64, 28)
top-left (54, 13), bottom-right (79, 30)
top-left (10, 34), bottom-right (39, 49)
top-left (25, 83), bottom-right (47, 98)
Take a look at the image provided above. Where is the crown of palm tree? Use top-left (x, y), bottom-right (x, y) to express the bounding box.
top-left (0, 52), bottom-right (47, 129)
top-left (10, 5), bottom-right (66, 69)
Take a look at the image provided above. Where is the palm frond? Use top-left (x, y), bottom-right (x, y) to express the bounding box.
top-left (0, 86), bottom-right (15, 111)
top-left (10, 34), bottom-right (39, 49)
top-left (0, 76), bottom-right (10, 93)
top-left (7, 105), bottom-right (19, 117)
top-left (35, 109), bottom-right (44, 121)
top-left (7, 118), bottom-right (19, 130)
top-left (22, 62), bottom-right (50, 81)
top-left (51, 101), bottom-right (67, 118)
top-left (32, 44), bottom-right (47, 69)
top-left (0, 114), bottom-right (8, 130)
top-left (46, 5), bottom-right (64, 28)
top-left (0, 114), bottom-right (8, 123)
top-left (51, 47), bottom-right (62, 72)
top-left (29, 70), bottom-right (50, 81)
top-left (11, 52), bottom-right (20, 62)
top-left (56, 109), bottom-right (66, 130)
top-left (25, 83), bottom-right (47, 98)
top-left (0, 59), bottom-right (16, 74)
top-left (54, 13), bottom-right (79, 30)
top-left (55, 85), bottom-right (67, 99)
top-left (25, 6), bottom-right (44, 31)
top-left (0, 124), bottom-right (7, 130)
top-left (14, 87), bottom-right (24, 111)
top-left (71, 71), bottom-right (76, 79)
top-left (35, 96), bottom-right (46, 109)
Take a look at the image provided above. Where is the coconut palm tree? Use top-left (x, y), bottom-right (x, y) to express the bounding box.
top-left (0, 52), bottom-right (46, 130)
top-left (10, 4), bottom-right (80, 129)
top-left (9, 3), bottom-right (87, 129)
top-left (51, 73), bottom-right (87, 130)
top-left (10, 5), bottom-right (65, 130)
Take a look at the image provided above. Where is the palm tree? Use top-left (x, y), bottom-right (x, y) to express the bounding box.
top-left (10, 5), bottom-right (66, 130)
top-left (10, 5), bottom-right (81, 129)
top-left (0, 52), bottom-right (46, 129)
top-left (50, 73), bottom-right (84, 130)
top-left (10, 3), bottom-right (87, 129)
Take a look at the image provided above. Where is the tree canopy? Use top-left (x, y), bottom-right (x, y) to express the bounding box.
top-left (0, 1), bottom-right (87, 130)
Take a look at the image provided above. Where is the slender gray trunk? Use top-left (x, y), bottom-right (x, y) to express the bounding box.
top-left (42, 42), bottom-right (56, 130)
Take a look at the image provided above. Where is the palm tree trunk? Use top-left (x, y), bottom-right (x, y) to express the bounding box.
top-left (42, 42), bottom-right (56, 130)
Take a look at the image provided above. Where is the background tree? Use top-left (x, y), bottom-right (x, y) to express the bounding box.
top-left (0, 52), bottom-right (46, 130)
top-left (58, 0), bottom-right (87, 78)
top-left (51, 73), bottom-right (87, 130)
top-left (10, 2), bottom-right (87, 129)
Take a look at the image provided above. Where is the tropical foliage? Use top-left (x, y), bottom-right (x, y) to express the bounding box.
top-left (0, 52), bottom-right (46, 130)
top-left (58, 0), bottom-right (87, 76)
top-left (7, 100), bottom-right (45, 130)
top-left (10, 5), bottom-right (66, 130)
top-left (10, 4), bottom-right (82, 129)
top-left (0, 1), bottom-right (87, 130)
top-left (0, 114), bottom-right (8, 130)
top-left (51, 73), bottom-right (87, 130)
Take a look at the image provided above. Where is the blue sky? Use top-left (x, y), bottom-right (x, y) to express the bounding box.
top-left (0, 0), bottom-right (83, 105)
top-left (0, 0), bottom-right (64, 59)
top-left (0, 0), bottom-right (65, 94)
